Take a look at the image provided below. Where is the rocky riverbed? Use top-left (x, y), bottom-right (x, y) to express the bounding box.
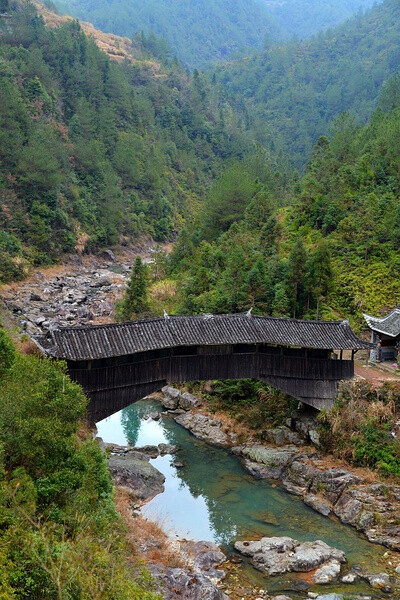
top-left (168, 391), bottom-right (400, 554)
top-left (0, 243), bottom-right (155, 334)
top-left (156, 387), bottom-right (400, 597)
top-left (100, 389), bottom-right (400, 599)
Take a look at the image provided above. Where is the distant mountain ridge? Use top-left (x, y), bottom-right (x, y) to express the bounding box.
top-left (58, 0), bottom-right (380, 68)
top-left (58, 0), bottom-right (277, 68)
top-left (260, 0), bottom-right (380, 39)
top-left (216, 0), bottom-right (400, 165)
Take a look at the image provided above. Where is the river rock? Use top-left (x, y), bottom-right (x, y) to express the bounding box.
top-left (158, 443), bottom-right (179, 455)
top-left (147, 411), bottom-right (161, 420)
top-left (161, 386), bottom-right (181, 409)
top-left (288, 409), bottom-right (321, 445)
top-left (179, 540), bottom-right (226, 574)
top-left (148, 564), bottom-right (228, 600)
top-left (180, 391), bottom-right (203, 409)
top-left (99, 249), bottom-right (116, 262)
top-left (263, 426), bottom-right (303, 446)
top-left (313, 559), bottom-right (341, 583)
top-left (161, 386), bottom-right (203, 410)
top-left (364, 572), bottom-right (394, 593)
top-left (174, 413), bottom-right (230, 447)
top-left (310, 469), bottom-right (361, 504)
top-left (90, 275), bottom-right (112, 287)
top-left (233, 445), bottom-right (299, 478)
top-left (282, 459), bottom-right (320, 490)
top-left (108, 452), bottom-right (165, 503)
top-left (234, 536), bottom-right (345, 576)
top-left (304, 493), bottom-right (331, 516)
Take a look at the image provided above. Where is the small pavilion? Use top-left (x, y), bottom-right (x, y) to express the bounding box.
top-left (363, 308), bottom-right (400, 362)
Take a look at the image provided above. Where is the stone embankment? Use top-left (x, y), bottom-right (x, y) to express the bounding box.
top-left (166, 388), bottom-right (400, 554)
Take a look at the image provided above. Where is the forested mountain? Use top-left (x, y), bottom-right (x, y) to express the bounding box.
top-left (58, 0), bottom-right (277, 69)
top-left (165, 77), bottom-right (400, 326)
top-left (0, 1), bottom-right (256, 282)
top-left (216, 0), bottom-right (400, 166)
top-left (262, 0), bottom-right (379, 40)
top-left (58, 0), bottom-right (378, 69)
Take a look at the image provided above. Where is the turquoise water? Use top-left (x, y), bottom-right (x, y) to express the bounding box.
top-left (97, 400), bottom-right (393, 597)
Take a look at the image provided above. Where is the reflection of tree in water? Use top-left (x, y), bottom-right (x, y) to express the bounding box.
top-left (161, 415), bottom-right (243, 546)
top-left (121, 399), bottom-right (165, 446)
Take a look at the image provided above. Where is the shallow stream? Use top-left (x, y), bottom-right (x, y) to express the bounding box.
top-left (97, 399), bottom-right (393, 598)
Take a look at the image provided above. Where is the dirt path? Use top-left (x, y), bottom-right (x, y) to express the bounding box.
top-left (355, 361), bottom-right (400, 386)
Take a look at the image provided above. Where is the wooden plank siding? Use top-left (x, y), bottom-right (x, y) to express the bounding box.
top-left (66, 344), bottom-right (354, 420)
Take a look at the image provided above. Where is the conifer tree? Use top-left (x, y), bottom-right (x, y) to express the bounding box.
top-left (286, 238), bottom-right (307, 318)
top-left (119, 256), bottom-right (149, 321)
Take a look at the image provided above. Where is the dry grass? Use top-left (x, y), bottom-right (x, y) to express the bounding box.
top-left (32, 0), bottom-right (167, 76)
top-left (149, 280), bottom-right (177, 303)
top-left (114, 487), bottom-right (185, 569)
top-left (17, 338), bottom-right (42, 356)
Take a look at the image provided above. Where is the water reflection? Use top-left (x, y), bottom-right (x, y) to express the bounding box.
top-left (97, 399), bottom-right (389, 575)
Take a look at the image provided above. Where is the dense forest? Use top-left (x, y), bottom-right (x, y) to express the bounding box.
top-left (216, 0), bottom-right (400, 166)
top-left (0, 327), bottom-right (160, 598)
top-left (263, 0), bottom-right (379, 40)
top-left (58, 0), bottom-right (379, 68)
top-left (154, 76), bottom-right (400, 327)
top-left (58, 0), bottom-right (277, 69)
top-left (0, 1), bottom-right (257, 283)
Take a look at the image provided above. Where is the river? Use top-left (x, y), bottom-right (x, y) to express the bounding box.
top-left (98, 399), bottom-right (392, 598)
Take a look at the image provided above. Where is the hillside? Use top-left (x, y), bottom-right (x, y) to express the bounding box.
top-left (58, 0), bottom-right (277, 69)
top-left (262, 0), bottom-right (380, 40)
top-left (162, 77), bottom-right (400, 326)
top-left (0, 1), bottom-right (252, 283)
top-left (58, 0), bottom-right (379, 68)
top-left (216, 0), bottom-right (400, 166)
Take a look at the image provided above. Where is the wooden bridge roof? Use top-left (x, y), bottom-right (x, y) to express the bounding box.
top-left (33, 313), bottom-right (371, 361)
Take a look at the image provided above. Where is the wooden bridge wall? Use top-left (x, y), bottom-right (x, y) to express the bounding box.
top-left (66, 345), bottom-right (354, 421)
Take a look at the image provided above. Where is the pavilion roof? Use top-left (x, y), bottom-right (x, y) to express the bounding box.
top-left (363, 308), bottom-right (400, 338)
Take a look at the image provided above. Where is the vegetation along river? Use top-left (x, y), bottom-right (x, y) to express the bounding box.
top-left (97, 399), bottom-right (392, 598)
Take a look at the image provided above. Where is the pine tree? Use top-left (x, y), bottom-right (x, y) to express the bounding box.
top-left (119, 256), bottom-right (149, 321)
top-left (306, 239), bottom-right (333, 319)
top-left (286, 238), bottom-right (307, 318)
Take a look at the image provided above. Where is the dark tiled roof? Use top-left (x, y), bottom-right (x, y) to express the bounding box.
top-left (32, 313), bottom-right (372, 361)
top-left (363, 309), bottom-right (400, 338)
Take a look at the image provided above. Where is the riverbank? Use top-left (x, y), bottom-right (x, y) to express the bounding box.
top-left (99, 393), bottom-right (400, 600)
top-left (165, 386), bottom-right (400, 552)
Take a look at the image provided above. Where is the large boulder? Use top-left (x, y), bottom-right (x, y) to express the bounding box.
top-left (179, 540), bottom-right (226, 583)
top-left (108, 451), bottom-right (165, 503)
top-left (233, 445), bottom-right (299, 479)
top-left (161, 386), bottom-right (203, 410)
top-left (174, 413), bottom-right (230, 447)
top-left (148, 564), bottom-right (228, 600)
top-left (310, 469), bottom-right (361, 504)
top-left (234, 536), bottom-right (345, 577)
top-left (263, 426), bottom-right (303, 446)
top-left (161, 386), bottom-right (181, 409)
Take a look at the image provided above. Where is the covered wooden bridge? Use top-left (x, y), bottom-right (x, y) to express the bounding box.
top-left (33, 313), bottom-right (371, 421)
